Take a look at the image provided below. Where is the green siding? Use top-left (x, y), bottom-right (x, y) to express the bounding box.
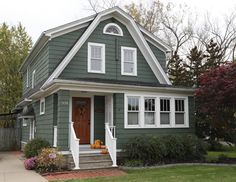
top-left (57, 90), bottom-right (70, 150)
top-left (21, 122), bottom-right (30, 143)
top-left (94, 96), bottom-right (105, 143)
top-left (148, 42), bottom-right (167, 73)
top-left (23, 44), bottom-right (49, 94)
top-left (48, 28), bottom-right (87, 74)
top-left (34, 95), bottom-right (54, 145)
top-left (113, 93), bottom-right (195, 149)
top-left (59, 19), bottom-right (159, 84)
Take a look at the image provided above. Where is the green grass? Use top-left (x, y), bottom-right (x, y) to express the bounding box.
top-left (55, 165), bottom-right (236, 182)
top-left (206, 151), bottom-right (236, 162)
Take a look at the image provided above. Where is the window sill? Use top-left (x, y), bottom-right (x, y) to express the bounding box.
top-left (88, 71), bottom-right (105, 74)
top-left (121, 73), bottom-right (137, 77)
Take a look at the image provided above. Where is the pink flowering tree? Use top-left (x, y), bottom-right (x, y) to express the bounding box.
top-left (195, 62), bottom-right (236, 143)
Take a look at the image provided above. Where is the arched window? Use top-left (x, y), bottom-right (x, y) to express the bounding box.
top-left (103, 23), bottom-right (123, 36)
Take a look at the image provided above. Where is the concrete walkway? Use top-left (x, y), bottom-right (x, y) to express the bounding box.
top-left (0, 152), bottom-right (47, 182)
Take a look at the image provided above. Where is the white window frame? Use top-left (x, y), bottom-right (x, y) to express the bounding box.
top-left (174, 98), bottom-right (187, 127)
top-left (32, 70), bottom-right (36, 88)
top-left (159, 97), bottom-right (172, 127)
top-left (144, 97), bottom-right (156, 127)
top-left (121, 47), bottom-right (137, 76)
top-left (125, 96), bottom-right (141, 128)
top-left (26, 66), bottom-right (29, 88)
top-left (87, 42), bottom-right (105, 74)
top-left (40, 98), bottom-right (45, 115)
top-left (29, 119), bottom-right (35, 140)
top-left (103, 23), bottom-right (123, 36)
top-left (124, 93), bottom-right (189, 129)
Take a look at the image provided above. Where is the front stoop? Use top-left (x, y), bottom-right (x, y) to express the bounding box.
top-left (66, 152), bottom-right (114, 170)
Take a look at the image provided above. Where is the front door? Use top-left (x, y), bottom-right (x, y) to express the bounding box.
top-left (72, 97), bottom-right (91, 144)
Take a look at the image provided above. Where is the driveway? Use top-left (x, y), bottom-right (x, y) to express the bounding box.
top-left (0, 152), bottom-right (47, 182)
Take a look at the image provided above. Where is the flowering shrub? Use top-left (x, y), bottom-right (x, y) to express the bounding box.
top-left (24, 157), bottom-right (37, 170)
top-left (36, 148), bottom-right (63, 173)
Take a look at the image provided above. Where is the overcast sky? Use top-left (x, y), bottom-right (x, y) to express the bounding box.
top-left (0, 0), bottom-right (235, 43)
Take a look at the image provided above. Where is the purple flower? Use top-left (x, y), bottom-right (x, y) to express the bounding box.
top-left (48, 153), bottom-right (56, 159)
top-left (24, 157), bottom-right (37, 170)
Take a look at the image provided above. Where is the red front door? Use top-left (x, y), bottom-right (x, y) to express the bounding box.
top-left (72, 97), bottom-right (90, 144)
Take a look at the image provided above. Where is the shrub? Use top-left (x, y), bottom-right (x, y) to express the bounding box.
top-left (123, 159), bottom-right (143, 167)
top-left (24, 157), bottom-right (37, 170)
top-left (24, 138), bottom-right (50, 158)
top-left (124, 136), bottom-right (166, 165)
top-left (208, 140), bottom-right (223, 151)
top-left (36, 148), bottom-right (63, 173)
top-left (123, 135), bottom-right (207, 166)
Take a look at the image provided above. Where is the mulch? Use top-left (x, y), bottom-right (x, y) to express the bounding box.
top-left (43, 168), bottom-right (127, 181)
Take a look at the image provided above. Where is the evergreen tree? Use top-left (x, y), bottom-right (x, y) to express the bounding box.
top-left (167, 51), bottom-right (190, 86)
top-left (0, 23), bottom-right (32, 113)
top-left (185, 46), bottom-right (207, 87)
top-left (205, 39), bottom-right (224, 70)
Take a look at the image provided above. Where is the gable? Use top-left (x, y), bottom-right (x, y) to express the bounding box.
top-left (40, 7), bottom-right (171, 89)
top-left (59, 18), bottom-right (159, 84)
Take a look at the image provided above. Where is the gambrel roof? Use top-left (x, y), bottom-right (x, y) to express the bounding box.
top-left (20, 6), bottom-right (172, 89)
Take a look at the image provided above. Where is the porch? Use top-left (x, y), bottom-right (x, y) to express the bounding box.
top-left (53, 90), bottom-right (117, 169)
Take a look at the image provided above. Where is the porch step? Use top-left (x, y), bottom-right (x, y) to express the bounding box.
top-left (80, 153), bottom-right (113, 170)
top-left (67, 153), bottom-right (114, 170)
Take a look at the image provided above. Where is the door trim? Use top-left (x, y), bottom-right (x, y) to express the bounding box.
top-left (69, 94), bottom-right (94, 145)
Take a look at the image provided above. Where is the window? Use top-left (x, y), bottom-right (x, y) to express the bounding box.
top-left (88, 42), bottom-right (105, 73)
top-left (175, 99), bottom-right (185, 125)
top-left (22, 119), bottom-right (27, 127)
top-left (40, 98), bottom-right (45, 115)
top-left (32, 70), bottom-right (36, 88)
top-left (103, 23), bottom-right (123, 36)
top-left (121, 47), bottom-right (137, 76)
top-left (127, 96), bottom-right (140, 126)
top-left (125, 94), bottom-right (189, 129)
top-left (144, 98), bottom-right (155, 125)
top-left (26, 66), bottom-right (29, 88)
top-left (160, 98), bottom-right (170, 125)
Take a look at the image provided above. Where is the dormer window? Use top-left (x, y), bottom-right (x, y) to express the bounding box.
top-left (103, 23), bottom-right (123, 36)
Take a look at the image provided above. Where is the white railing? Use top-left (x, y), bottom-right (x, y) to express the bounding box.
top-left (70, 122), bottom-right (80, 169)
top-left (105, 123), bottom-right (117, 167)
top-left (53, 126), bottom-right (57, 147)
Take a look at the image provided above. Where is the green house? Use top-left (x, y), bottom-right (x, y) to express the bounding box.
top-left (15, 7), bottom-right (194, 169)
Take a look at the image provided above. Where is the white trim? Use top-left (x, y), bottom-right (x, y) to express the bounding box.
top-left (124, 93), bottom-right (189, 129)
top-left (40, 98), bottom-right (45, 115)
top-left (103, 23), bottom-right (123, 36)
top-left (53, 126), bottom-right (58, 147)
top-left (41, 7), bottom-right (171, 89)
top-left (26, 66), bottom-right (29, 88)
top-left (87, 42), bottom-right (105, 74)
top-left (121, 47), bottom-right (137, 76)
top-left (32, 70), bottom-right (36, 88)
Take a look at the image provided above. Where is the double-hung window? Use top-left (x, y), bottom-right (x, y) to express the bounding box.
top-left (144, 98), bottom-right (155, 125)
top-left (175, 99), bottom-right (185, 125)
top-left (127, 96), bottom-right (140, 126)
top-left (88, 42), bottom-right (105, 74)
top-left (121, 47), bottom-right (137, 76)
top-left (160, 98), bottom-right (171, 125)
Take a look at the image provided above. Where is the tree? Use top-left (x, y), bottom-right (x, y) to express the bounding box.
top-left (204, 39), bottom-right (224, 70)
top-left (185, 46), bottom-right (206, 87)
top-left (167, 51), bottom-right (190, 86)
top-left (0, 23), bottom-right (32, 113)
top-left (195, 63), bottom-right (236, 143)
top-left (125, 1), bottom-right (163, 33)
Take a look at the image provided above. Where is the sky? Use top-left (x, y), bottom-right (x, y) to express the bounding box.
top-left (0, 0), bottom-right (235, 43)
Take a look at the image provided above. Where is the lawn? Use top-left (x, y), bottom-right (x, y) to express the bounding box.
top-left (206, 151), bottom-right (236, 162)
top-left (55, 165), bottom-right (236, 182)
